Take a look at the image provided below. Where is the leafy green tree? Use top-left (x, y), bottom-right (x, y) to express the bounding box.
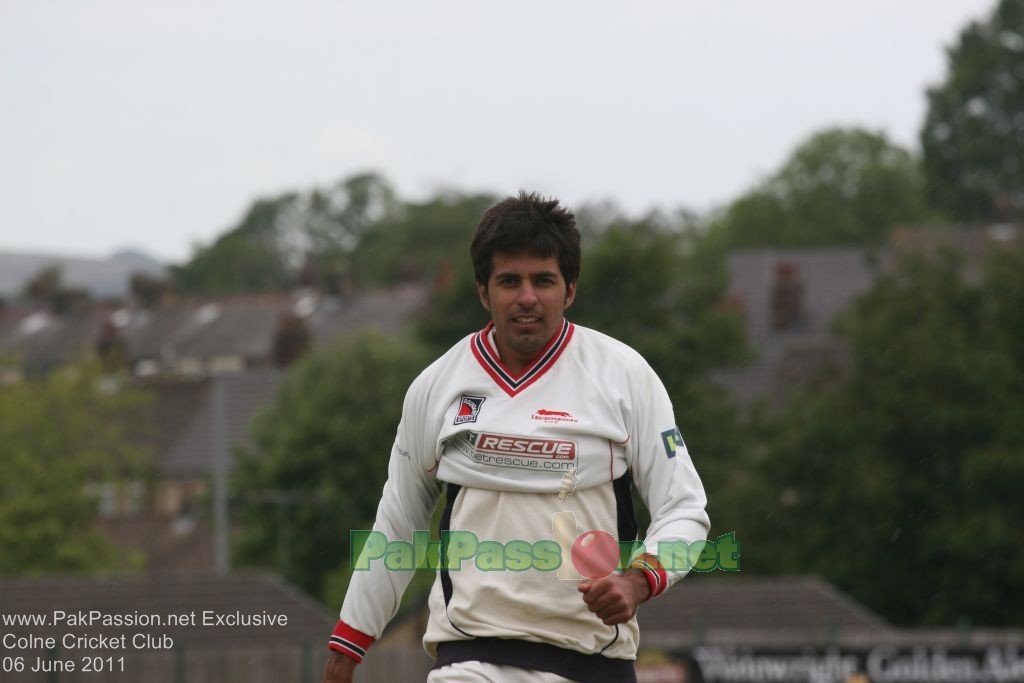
top-left (301, 173), bottom-right (400, 293)
top-left (712, 127), bottom-right (932, 248)
top-left (305, 173), bottom-right (398, 256)
top-left (572, 220), bottom-right (744, 384)
top-left (173, 173), bottom-right (399, 295)
top-left (414, 253), bottom-right (491, 354)
top-left (921, 0), bottom-right (1024, 221)
top-left (173, 195), bottom-right (297, 294)
top-left (570, 219), bottom-right (750, 536)
top-left (233, 334), bottom-right (432, 601)
top-left (0, 363), bottom-right (146, 572)
top-left (350, 191), bottom-right (496, 287)
top-left (739, 245), bottom-right (1024, 625)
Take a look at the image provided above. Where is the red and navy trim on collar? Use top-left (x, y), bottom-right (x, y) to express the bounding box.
top-left (470, 319), bottom-right (575, 397)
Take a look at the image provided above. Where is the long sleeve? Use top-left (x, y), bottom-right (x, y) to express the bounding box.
top-left (330, 373), bottom-right (442, 660)
top-left (624, 358), bottom-right (710, 593)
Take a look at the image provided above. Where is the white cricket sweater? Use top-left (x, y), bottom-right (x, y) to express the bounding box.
top-left (329, 321), bottom-right (709, 670)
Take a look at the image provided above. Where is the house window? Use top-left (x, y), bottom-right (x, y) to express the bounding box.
top-left (157, 479), bottom-right (207, 517)
top-left (84, 482), bottom-right (119, 518)
top-left (123, 481), bottom-right (145, 515)
top-left (85, 481), bottom-right (147, 517)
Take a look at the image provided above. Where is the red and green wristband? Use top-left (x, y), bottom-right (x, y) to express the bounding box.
top-left (629, 554), bottom-right (668, 601)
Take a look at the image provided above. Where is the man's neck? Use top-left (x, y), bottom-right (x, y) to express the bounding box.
top-left (488, 320), bottom-right (564, 377)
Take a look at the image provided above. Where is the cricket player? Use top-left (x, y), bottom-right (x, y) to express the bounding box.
top-left (324, 192), bottom-right (709, 682)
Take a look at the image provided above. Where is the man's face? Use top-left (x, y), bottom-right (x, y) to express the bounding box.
top-left (477, 251), bottom-right (577, 372)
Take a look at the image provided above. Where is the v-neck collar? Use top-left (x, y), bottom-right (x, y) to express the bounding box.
top-left (470, 319), bottom-right (575, 397)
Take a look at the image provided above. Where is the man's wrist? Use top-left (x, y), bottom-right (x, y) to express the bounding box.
top-left (628, 553), bottom-right (668, 600)
top-left (622, 568), bottom-right (652, 604)
top-left (324, 650), bottom-right (357, 683)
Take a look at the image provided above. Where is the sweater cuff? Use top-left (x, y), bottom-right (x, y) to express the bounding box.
top-left (328, 620), bottom-right (375, 663)
top-left (630, 553), bottom-right (668, 601)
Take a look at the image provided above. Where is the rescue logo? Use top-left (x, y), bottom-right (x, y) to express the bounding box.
top-left (444, 431), bottom-right (577, 472)
top-left (454, 395), bottom-right (486, 425)
top-left (477, 433), bottom-right (577, 459)
top-left (531, 408), bottom-right (578, 423)
top-left (661, 426), bottom-right (684, 459)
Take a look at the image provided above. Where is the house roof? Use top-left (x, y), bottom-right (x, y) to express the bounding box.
top-left (713, 228), bottom-right (1023, 406)
top-left (0, 286), bottom-right (428, 479)
top-left (124, 376), bottom-right (209, 460)
top-left (723, 247), bottom-right (879, 351)
top-left (712, 248), bottom-right (878, 405)
top-left (0, 307), bottom-right (110, 374)
top-left (0, 571), bottom-right (334, 649)
top-left (308, 282), bottom-right (428, 344)
top-left (639, 575), bottom-right (892, 649)
top-left (128, 369), bottom-right (284, 477)
top-left (119, 296), bottom-right (290, 363)
top-left (0, 284), bottom-right (429, 374)
top-left (159, 369), bottom-right (284, 476)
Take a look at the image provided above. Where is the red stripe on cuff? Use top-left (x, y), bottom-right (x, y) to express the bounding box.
top-left (327, 620), bottom-right (375, 663)
top-left (631, 554), bottom-right (668, 600)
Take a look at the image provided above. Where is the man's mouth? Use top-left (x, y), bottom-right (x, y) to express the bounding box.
top-left (512, 316), bottom-right (541, 324)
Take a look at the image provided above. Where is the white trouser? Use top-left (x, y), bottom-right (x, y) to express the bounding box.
top-left (427, 660), bottom-right (576, 682)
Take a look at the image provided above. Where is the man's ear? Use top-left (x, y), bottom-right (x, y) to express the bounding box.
top-left (564, 281), bottom-right (577, 310)
top-left (476, 281), bottom-right (491, 311)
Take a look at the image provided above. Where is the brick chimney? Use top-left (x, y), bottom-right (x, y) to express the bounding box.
top-left (771, 262), bottom-right (804, 331)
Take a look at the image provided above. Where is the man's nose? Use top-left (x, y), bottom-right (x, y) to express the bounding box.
top-left (517, 282), bottom-right (539, 306)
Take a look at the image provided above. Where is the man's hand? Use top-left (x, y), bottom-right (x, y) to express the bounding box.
top-left (323, 651), bottom-right (357, 683)
top-left (577, 570), bottom-right (651, 625)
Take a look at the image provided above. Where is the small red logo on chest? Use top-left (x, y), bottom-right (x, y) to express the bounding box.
top-left (531, 409), bottom-right (578, 423)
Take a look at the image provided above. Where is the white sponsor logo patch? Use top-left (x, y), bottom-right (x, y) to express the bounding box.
top-left (444, 432), bottom-right (577, 472)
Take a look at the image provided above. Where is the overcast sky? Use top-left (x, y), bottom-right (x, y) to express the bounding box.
top-left (0, 1), bottom-right (995, 263)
